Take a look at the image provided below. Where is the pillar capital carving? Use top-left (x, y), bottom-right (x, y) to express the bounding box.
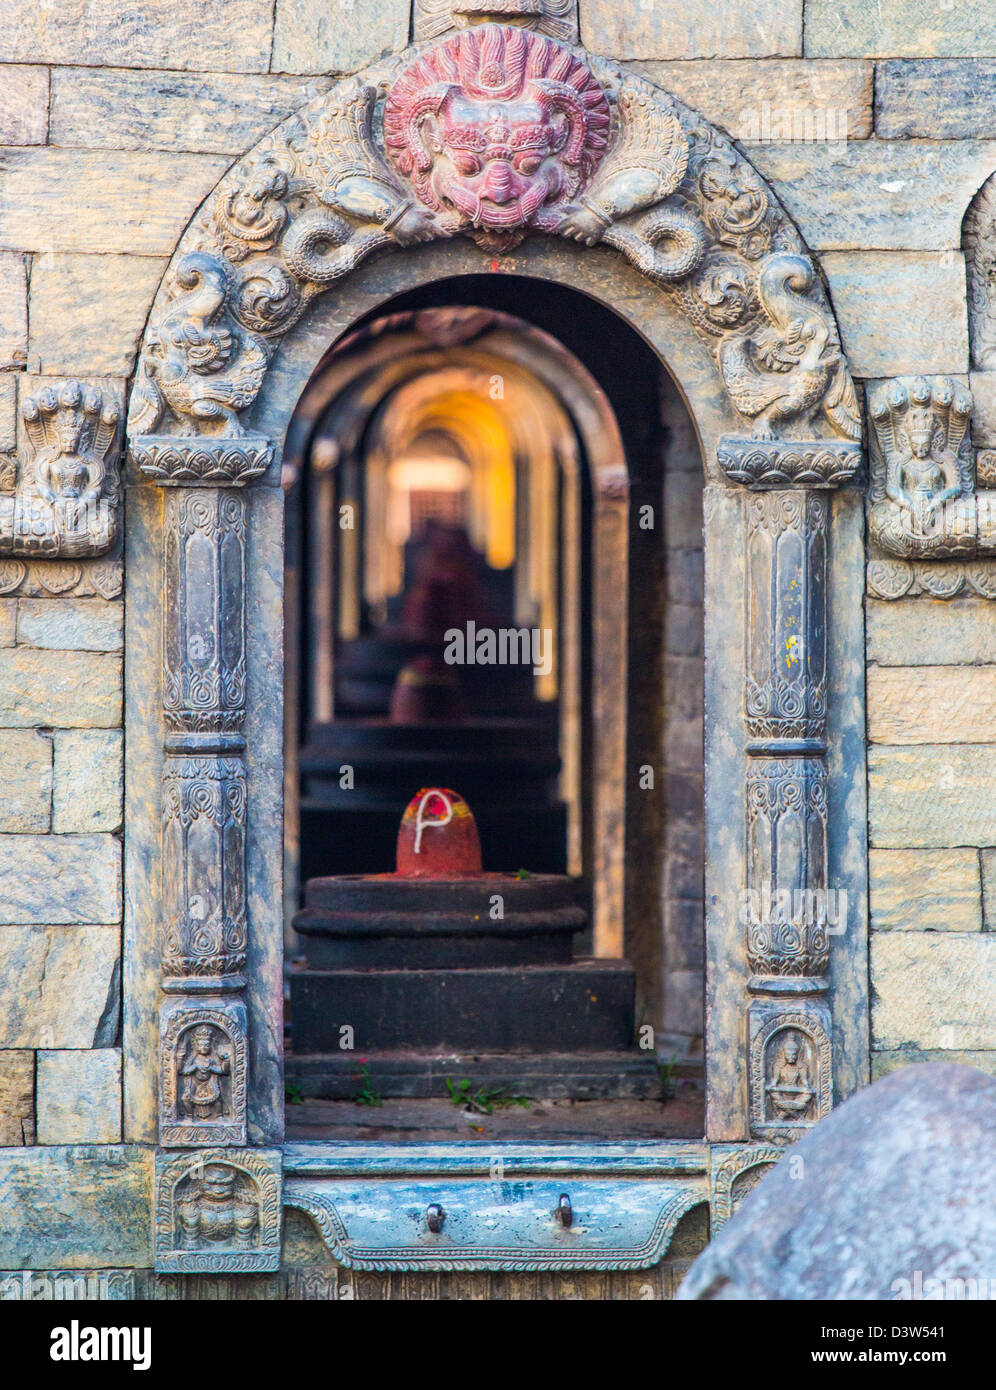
top-left (131, 434), bottom-right (272, 486)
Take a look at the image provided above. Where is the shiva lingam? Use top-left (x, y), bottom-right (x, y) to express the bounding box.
top-left (289, 789), bottom-right (651, 1094)
top-left (294, 786), bottom-right (585, 970)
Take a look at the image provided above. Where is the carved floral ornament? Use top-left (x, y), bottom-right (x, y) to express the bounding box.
top-left (128, 23), bottom-right (861, 486)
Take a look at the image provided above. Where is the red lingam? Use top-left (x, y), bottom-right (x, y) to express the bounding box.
top-left (395, 786), bottom-right (483, 877)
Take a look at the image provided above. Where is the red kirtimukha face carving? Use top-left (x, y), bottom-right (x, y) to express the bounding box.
top-left (384, 24), bottom-right (610, 251)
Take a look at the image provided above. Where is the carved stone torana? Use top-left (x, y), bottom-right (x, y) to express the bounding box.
top-left (0, 381), bottom-right (122, 558)
top-left (414, 0), bottom-right (579, 43)
top-left (155, 1150), bottom-right (282, 1273)
top-left (128, 24), bottom-right (858, 453)
top-left (749, 1009), bottom-right (832, 1141)
top-left (160, 1001), bottom-right (248, 1147)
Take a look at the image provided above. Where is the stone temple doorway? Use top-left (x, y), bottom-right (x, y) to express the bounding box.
top-left (280, 277), bottom-right (707, 1140)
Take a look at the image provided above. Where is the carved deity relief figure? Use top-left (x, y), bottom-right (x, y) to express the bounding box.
top-left (764, 1031), bottom-right (816, 1123)
top-left (0, 380), bottom-right (121, 558)
top-left (179, 1024), bottom-right (232, 1122)
top-left (868, 376), bottom-right (978, 559)
top-left (384, 24), bottom-right (611, 252)
top-left (176, 1164), bottom-right (259, 1251)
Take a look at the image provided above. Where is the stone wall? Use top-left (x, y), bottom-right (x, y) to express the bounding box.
top-left (0, 0), bottom-right (994, 1291)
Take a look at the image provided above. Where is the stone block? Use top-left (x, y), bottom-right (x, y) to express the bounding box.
top-left (0, 835), bottom-right (121, 925)
top-left (0, 376), bottom-right (15, 452)
top-left (53, 730), bottom-right (123, 833)
top-left (871, 1048), bottom-right (996, 1080)
top-left (970, 371), bottom-right (996, 445)
top-left (0, 925), bottom-right (119, 1046)
top-left (805, 1), bottom-right (996, 58)
top-left (871, 933), bottom-right (996, 1048)
top-left (869, 848), bottom-right (981, 932)
top-left (0, 253), bottom-right (28, 372)
top-left (0, 1050), bottom-right (34, 1144)
top-left (27, 254), bottom-right (166, 377)
top-left (629, 58), bottom-right (871, 140)
top-left (16, 598), bottom-right (123, 651)
top-left (50, 67), bottom-right (332, 155)
top-left (746, 140), bottom-right (996, 250)
top-left (821, 252), bottom-right (969, 378)
top-left (0, 730), bottom-right (52, 832)
top-left (868, 666), bottom-right (996, 744)
top-left (981, 849), bottom-right (996, 930)
top-left (272, 0), bottom-right (411, 75)
top-left (0, 1145), bottom-right (151, 1269)
top-left (868, 745), bottom-right (996, 848)
top-left (0, 600), bottom-right (15, 647)
top-left (0, 66), bottom-right (48, 146)
top-left (662, 970), bottom-right (704, 1036)
top-left (581, 0), bottom-right (801, 59)
top-left (867, 598), bottom-right (996, 666)
top-left (0, 0), bottom-right (273, 71)
top-left (37, 1049), bottom-right (122, 1144)
top-left (0, 648), bottom-right (121, 727)
top-left (0, 149), bottom-right (230, 256)
top-left (876, 59), bottom-right (996, 138)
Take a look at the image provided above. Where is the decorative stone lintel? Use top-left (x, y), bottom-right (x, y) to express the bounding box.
top-left (414, 0), bottom-right (579, 43)
top-left (155, 1149), bottom-right (282, 1273)
top-left (131, 435), bottom-right (273, 487)
top-left (718, 436), bottom-right (862, 489)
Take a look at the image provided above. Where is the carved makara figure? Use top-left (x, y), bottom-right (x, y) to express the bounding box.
top-left (765, 1032), bottom-right (816, 1122)
top-left (131, 251), bottom-right (269, 436)
top-left (180, 1025), bottom-right (231, 1122)
top-left (176, 1164), bottom-right (259, 1250)
top-left (0, 380), bottom-right (121, 558)
top-left (384, 23), bottom-right (610, 251)
top-left (719, 253), bottom-right (860, 441)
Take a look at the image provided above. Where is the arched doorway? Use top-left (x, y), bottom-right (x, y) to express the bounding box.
top-left (123, 19), bottom-right (869, 1272)
top-left (279, 284), bottom-right (708, 1136)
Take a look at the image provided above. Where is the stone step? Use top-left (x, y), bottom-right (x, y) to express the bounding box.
top-left (290, 959), bottom-right (636, 1053)
top-left (285, 1047), bottom-right (667, 1101)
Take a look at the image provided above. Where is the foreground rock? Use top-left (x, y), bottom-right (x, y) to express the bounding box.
top-left (678, 1064), bottom-right (996, 1300)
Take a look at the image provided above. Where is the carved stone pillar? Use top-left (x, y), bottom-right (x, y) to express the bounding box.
top-left (132, 433), bottom-right (281, 1271)
top-left (742, 489), bottom-right (832, 1142)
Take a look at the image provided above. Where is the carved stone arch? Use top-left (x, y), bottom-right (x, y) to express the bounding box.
top-left (123, 21), bottom-right (869, 1273)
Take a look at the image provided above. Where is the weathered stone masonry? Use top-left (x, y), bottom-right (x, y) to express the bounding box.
top-left (1, 0), bottom-right (996, 1296)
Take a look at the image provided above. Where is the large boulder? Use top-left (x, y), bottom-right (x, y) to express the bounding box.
top-left (679, 1063), bottom-right (996, 1300)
